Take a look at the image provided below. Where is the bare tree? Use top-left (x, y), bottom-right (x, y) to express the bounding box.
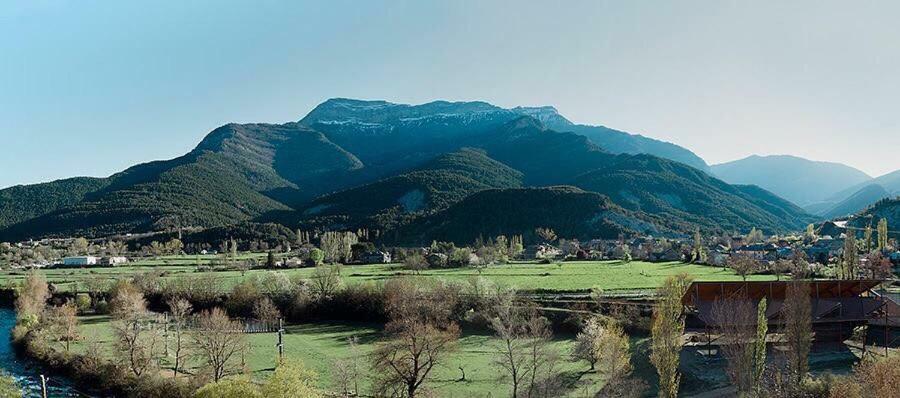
top-left (310, 264), bottom-right (342, 300)
top-left (710, 295), bottom-right (768, 394)
top-left (192, 308), bottom-right (246, 382)
top-left (372, 321), bottom-right (458, 398)
top-left (15, 271), bottom-right (50, 325)
top-left (403, 251), bottom-right (428, 274)
top-left (43, 301), bottom-right (79, 352)
top-left (253, 297), bottom-right (282, 324)
top-left (113, 314), bottom-right (161, 377)
top-left (109, 280), bottom-right (148, 320)
top-left (489, 293), bottom-right (558, 398)
top-left (782, 282), bottom-right (811, 385)
top-left (728, 254), bottom-right (758, 281)
top-left (372, 279), bottom-right (460, 397)
top-left (167, 298), bottom-right (192, 379)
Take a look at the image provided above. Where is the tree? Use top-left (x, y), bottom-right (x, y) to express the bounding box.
top-left (691, 229), bottom-right (706, 263)
top-left (841, 232), bottom-right (859, 279)
top-left (862, 252), bottom-right (893, 279)
top-left (650, 274), bottom-right (692, 398)
top-left (261, 359), bottom-right (322, 398)
top-left (782, 282), bottom-right (812, 386)
top-left (728, 254), bottom-right (758, 281)
top-left (745, 228), bottom-right (764, 245)
top-left (711, 295), bottom-right (756, 393)
top-left (790, 250), bottom-right (811, 279)
top-left (571, 316), bottom-right (604, 371)
top-left (535, 227), bottom-right (557, 244)
top-left (404, 251), bottom-right (428, 274)
top-left (108, 280), bottom-right (147, 320)
top-left (310, 264), bottom-right (342, 300)
top-left (0, 373), bottom-right (22, 398)
top-left (573, 316), bottom-right (631, 381)
top-left (489, 292), bottom-right (558, 398)
top-left (372, 279), bottom-right (460, 397)
top-left (71, 237), bottom-right (89, 255)
top-left (752, 298), bottom-right (767, 395)
top-left (166, 238), bottom-right (184, 255)
top-left (804, 223), bottom-right (816, 241)
top-left (253, 297), bottom-right (281, 324)
top-left (15, 271), bottom-right (49, 327)
top-left (828, 353), bottom-right (900, 398)
top-left (864, 225), bottom-right (874, 253)
top-left (308, 248), bottom-right (324, 266)
top-left (877, 218), bottom-right (889, 251)
top-left (44, 301), bottom-right (79, 352)
top-left (194, 377), bottom-right (262, 398)
top-left (772, 259), bottom-right (791, 281)
top-left (113, 313), bottom-right (161, 377)
top-left (372, 321), bottom-right (459, 398)
top-left (193, 308), bottom-right (246, 382)
top-left (167, 298), bottom-right (192, 379)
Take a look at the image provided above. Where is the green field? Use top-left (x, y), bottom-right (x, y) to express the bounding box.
top-left (70, 315), bottom-right (641, 397)
top-left (0, 257), bottom-right (776, 294)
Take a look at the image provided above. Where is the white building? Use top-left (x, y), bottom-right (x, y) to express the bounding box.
top-left (101, 256), bottom-right (128, 266)
top-left (63, 256), bottom-right (99, 266)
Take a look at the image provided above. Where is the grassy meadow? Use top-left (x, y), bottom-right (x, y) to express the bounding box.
top-left (69, 314), bottom-right (655, 397)
top-left (0, 256), bottom-right (776, 294)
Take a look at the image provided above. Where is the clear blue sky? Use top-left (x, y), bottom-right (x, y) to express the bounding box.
top-left (3, 1), bottom-right (899, 188)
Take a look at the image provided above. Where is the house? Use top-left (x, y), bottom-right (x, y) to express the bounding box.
top-left (100, 256), bottom-right (128, 266)
top-left (524, 244), bottom-right (561, 260)
top-left (63, 256), bottom-right (98, 266)
top-left (361, 251), bottom-right (392, 264)
top-left (709, 247), bottom-right (729, 267)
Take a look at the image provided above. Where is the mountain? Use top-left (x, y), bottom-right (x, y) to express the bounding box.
top-left (0, 98), bottom-right (814, 241)
top-left (710, 155), bottom-right (872, 207)
top-left (572, 156), bottom-right (813, 234)
top-left (0, 177), bottom-right (110, 229)
top-left (829, 169), bottom-right (900, 204)
top-left (510, 106), bottom-right (710, 171)
top-left (391, 186), bottom-right (670, 245)
top-left (297, 113), bottom-right (813, 236)
top-left (820, 184), bottom-right (891, 219)
top-left (0, 123), bottom-right (364, 240)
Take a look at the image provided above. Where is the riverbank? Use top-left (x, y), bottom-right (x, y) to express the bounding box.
top-left (0, 308), bottom-right (81, 397)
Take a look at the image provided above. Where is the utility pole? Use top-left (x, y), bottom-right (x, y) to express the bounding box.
top-left (40, 375), bottom-right (48, 398)
top-left (163, 312), bottom-right (169, 357)
top-left (276, 317), bottom-right (284, 364)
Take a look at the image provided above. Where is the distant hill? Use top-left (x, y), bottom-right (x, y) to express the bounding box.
top-left (820, 184), bottom-right (891, 219)
top-left (0, 98), bottom-right (814, 242)
top-left (828, 169), bottom-right (900, 204)
top-left (711, 155), bottom-right (872, 207)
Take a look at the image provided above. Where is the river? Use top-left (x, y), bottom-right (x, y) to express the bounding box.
top-left (0, 308), bottom-right (81, 397)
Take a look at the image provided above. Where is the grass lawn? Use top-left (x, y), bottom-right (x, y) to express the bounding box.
top-left (70, 315), bottom-right (624, 397)
top-left (0, 259), bottom-right (776, 294)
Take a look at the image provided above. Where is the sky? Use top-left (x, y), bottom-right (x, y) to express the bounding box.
top-left (2, 0), bottom-right (899, 188)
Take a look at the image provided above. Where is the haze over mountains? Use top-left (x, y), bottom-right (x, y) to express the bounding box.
top-left (0, 98), bottom-right (824, 243)
top-left (711, 155), bottom-right (900, 219)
